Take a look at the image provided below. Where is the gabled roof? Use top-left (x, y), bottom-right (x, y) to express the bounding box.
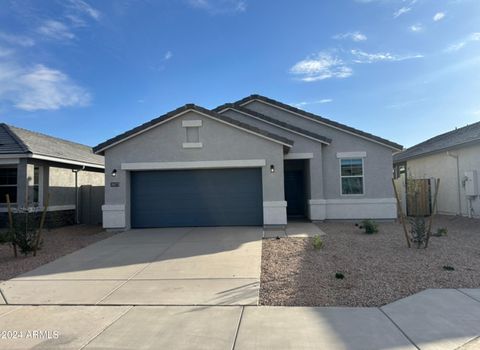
top-left (233, 94), bottom-right (403, 151)
top-left (93, 104), bottom-right (294, 154)
top-left (394, 121), bottom-right (480, 163)
top-left (0, 123), bottom-right (104, 167)
top-left (214, 103), bottom-right (332, 145)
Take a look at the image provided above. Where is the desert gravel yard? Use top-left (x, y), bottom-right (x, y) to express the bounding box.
top-left (0, 225), bottom-right (113, 281)
top-left (260, 215), bottom-right (480, 307)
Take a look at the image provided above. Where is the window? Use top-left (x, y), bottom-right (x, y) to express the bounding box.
top-left (182, 119), bottom-right (202, 148)
top-left (0, 168), bottom-right (17, 203)
top-left (340, 158), bottom-right (364, 195)
top-left (185, 127), bottom-right (200, 143)
top-left (33, 166), bottom-right (40, 203)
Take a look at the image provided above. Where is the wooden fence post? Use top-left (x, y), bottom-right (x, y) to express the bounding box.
top-left (33, 193), bottom-right (50, 257)
top-left (425, 179), bottom-right (440, 248)
top-left (392, 179), bottom-right (411, 248)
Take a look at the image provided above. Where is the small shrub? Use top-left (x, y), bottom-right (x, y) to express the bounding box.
top-left (312, 235), bottom-right (323, 250)
top-left (360, 219), bottom-right (378, 234)
top-left (335, 272), bottom-right (345, 279)
top-left (11, 212), bottom-right (42, 256)
top-left (0, 230), bottom-right (13, 245)
top-left (433, 227), bottom-right (448, 237)
top-left (443, 265), bottom-right (455, 271)
top-left (409, 217), bottom-right (427, 248)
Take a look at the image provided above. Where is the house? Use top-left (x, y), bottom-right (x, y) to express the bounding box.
top-left (0, 123), bottom-right (105, 227)
top-left (393, 121), bottom-right (480, 218)
top-left (93, 94), bottom-right (403, 229)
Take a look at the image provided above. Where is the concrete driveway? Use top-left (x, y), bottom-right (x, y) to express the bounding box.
top-left (0, 226), bottom-right (262, 306)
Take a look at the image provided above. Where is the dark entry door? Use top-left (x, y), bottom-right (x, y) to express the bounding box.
top-left (130, 168), bottom-right (263, 228)
top-left (284, 169), bottom-right (306, 217)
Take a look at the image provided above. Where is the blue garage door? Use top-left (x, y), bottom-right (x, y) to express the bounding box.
top-left (130, 168), bottom-right (263, 228)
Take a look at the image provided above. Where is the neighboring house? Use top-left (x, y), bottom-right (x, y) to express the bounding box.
top-left (394, 121), bottom-right (480, 218)
top-left (94, 94), bottom-right (402, 230)
top-left (0, 124), bottom-right (105, 227)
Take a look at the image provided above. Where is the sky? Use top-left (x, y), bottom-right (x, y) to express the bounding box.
top-left (0, 0), bottom-right (479, 149)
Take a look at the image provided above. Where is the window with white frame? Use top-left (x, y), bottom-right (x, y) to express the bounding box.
top-left (0, 168), bottom-right (17, 203)
top-left (340, 158), bottom-right (364, 195)
top-left (182, 120), bottom-right (202, 148)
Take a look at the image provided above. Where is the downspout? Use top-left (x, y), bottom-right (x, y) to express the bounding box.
top-left (72, 166), bottom-right (85, 224)
top-left (447, 151), bottom-right (462, 215)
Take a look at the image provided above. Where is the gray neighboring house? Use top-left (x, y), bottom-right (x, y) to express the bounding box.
top-left (94, 94), bottom-right (402, 230)
top-left (0, 124), bottom-right (105, 227)
top-left (394, 121), bottom-right (480, 218)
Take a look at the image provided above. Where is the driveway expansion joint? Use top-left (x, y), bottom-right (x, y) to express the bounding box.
top-left (94, 227), bottom-right (196, 305)
top-left (0, 287), bottom-right (8, 304)
top-left (455, 335), bottom-right (480, 350)
top-left (231, 306), bottom-right (244, 350)
top-left (456, 288), bottom-right (480, 304)
top-left (79, 305), bottom-right (134, 350)
top-left (378, 307), bottom-right (420, 350)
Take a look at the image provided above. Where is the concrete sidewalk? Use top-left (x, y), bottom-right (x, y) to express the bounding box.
top-left (0, 289), bottom-right (478, 350)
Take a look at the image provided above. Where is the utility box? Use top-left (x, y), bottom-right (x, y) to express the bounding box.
top-left (464, 170), bottom-right (478, 196)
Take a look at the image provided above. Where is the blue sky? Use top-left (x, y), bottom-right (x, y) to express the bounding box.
top-left (0, 0), bottom-right (479, 148)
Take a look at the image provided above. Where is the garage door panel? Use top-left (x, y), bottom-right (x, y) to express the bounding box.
top-left (130, 168), bottom-right (263, 228)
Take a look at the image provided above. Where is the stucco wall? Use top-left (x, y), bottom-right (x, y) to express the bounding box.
top-left (406, 144), bottom-right (480, 218)
top-left (221, 108), bottom-right (324, 199)
top-left (242, 100), bottom-right (396, 200)
top-left (49, 166), bottom-right (104, 206)
top-left (103, 110), bottom-right (286, 228)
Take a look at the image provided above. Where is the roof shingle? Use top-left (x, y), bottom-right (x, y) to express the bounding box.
top-left (393, 121), bottom-right (480, 163)
top-left (93, 104), bottom-right (294, 154)
top-left (233, 94), bottom-right (403, 150)
top-left (214, 103), bottom-right (332, 144)
top-left (0, 123), bottom-right (104, 166)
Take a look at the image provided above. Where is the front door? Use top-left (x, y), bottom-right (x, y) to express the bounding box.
top-left (284, 163), bottom-right (306, 217)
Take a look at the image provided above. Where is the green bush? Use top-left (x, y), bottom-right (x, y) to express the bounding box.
top-left (335, 272), bottom-right (345, 279)
top-left (312, 235), bottom-right (323, 250)
top-left (0, 230), bottom-right (13, 245)
top-left (360, 219), bottom-right (378, 234)
top-left (433, 227), bottom-right (448, 237)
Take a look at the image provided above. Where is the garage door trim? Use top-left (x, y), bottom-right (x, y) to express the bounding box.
top-left (122, 159), bottom-right (266, 171)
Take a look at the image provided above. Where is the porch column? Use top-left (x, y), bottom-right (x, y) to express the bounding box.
top-left (308, 153), bottom-right (326, 220)
top-left (16, 159), bottom-right (28, 208)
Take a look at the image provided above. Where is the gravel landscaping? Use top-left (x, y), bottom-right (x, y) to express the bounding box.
top-left (0, 225), bottom-right (113, 281)
top-left (260, 215), bottom-right (480, 307)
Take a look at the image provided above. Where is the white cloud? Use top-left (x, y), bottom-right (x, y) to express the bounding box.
top-left (393, 7), bottom-right (411, 18)
top-left (293, 99), bottom-right (333, 108)
top-left (333, 31), bottom-right (367, 42)
top-left (37, 20), bottom-right (75, 41)
top-left (0, 62), bottom-right (90, 111)
top-left (164, 51), bottom-right (173, 60)
top-left (67, 0), bottom-right (101, 21)
top-left (188, 0), bottom-right (246, 14)
top-left (410, 24), bottom-right (423, 32)
top-left (0, 46), bottom-right (14, 58)
top-left (446, 32), bottom-right (480, 52)
top-left (290, 52), bottom-right (353, 82)
top-left (351, 49), bottom-right (424, 63)
top-left (0, 32), bottom-right (34, 47)
top-left (433, 12), bottom-right (445, 21)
